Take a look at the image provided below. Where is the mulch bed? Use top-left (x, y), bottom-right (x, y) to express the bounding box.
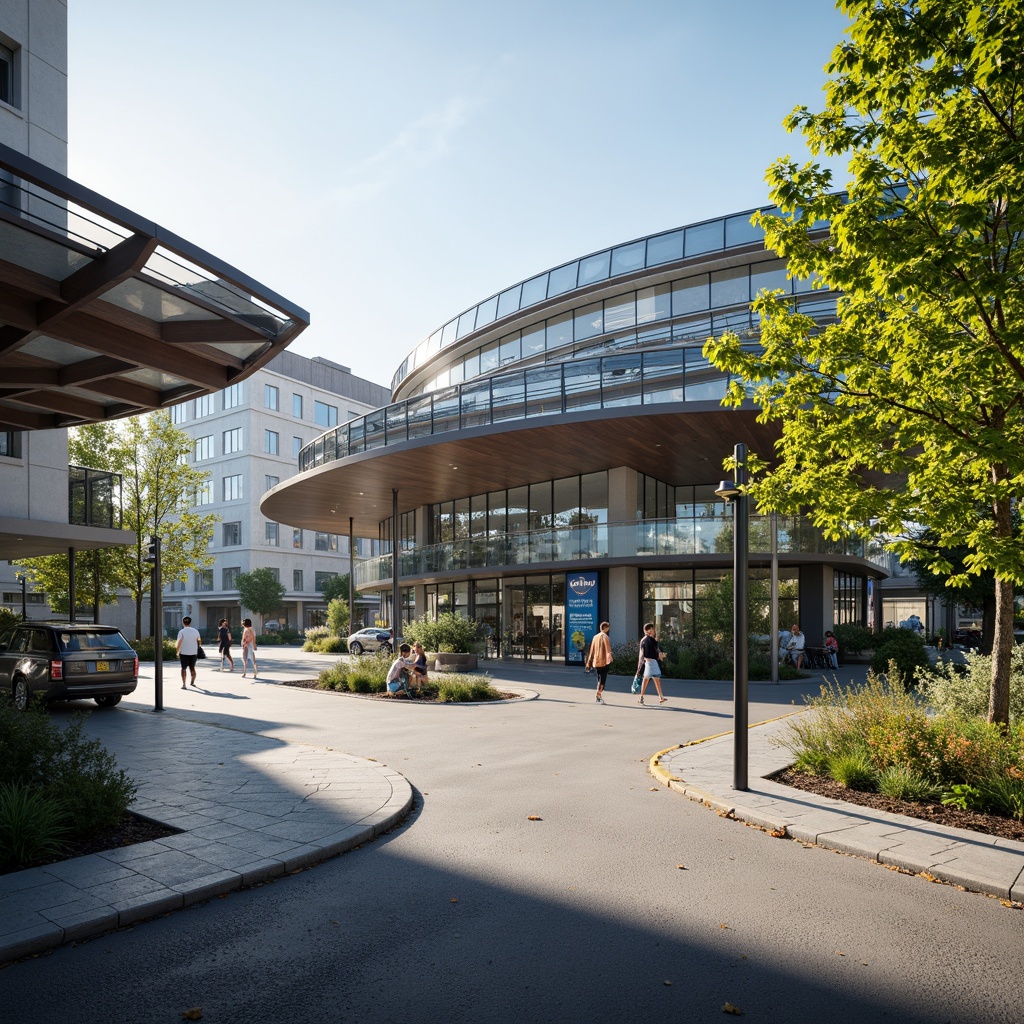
top-left (2, 813), bottom-right (179, 876)
top-left (280, 680), bottom-right (521, 701)
top-left (772, 767), bottom-right (1024, 843)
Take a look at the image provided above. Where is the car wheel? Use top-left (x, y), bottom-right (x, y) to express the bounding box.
top-left (13, 676), bottom-right (30, 711)
top-left (379, 642), bottom-right (392, 655)
top-left (94, 695), bottom-right (122, 708)
top-left (349, 642), bottom-right (363, 656)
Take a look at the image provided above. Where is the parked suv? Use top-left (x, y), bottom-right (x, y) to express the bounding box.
top-left (0, 622), bottom-right (139, 711)
top-left (346, 628), bottom-right (395, 656)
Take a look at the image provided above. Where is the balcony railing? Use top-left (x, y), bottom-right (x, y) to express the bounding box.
top-left (68, 466), bottom-right (122, 529)
top-left (354, 515), bottom-right (873, 587)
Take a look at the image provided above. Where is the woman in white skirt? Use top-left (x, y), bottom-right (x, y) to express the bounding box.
top-left (637, 622), bottom-right (666, 705)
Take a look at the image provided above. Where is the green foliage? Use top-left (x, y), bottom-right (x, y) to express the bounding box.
top-left (130, 636), bottom-right (177, 662)
top-left (434, 678), bottom-right (502, 703)
top-left (0, 695), bottom-right (137, 863)
top-left (870, 628), bottom-right (929, 686)
top-left (919, 648), bottom-right (1024, 722)
top-left (876, 765), bottom-right (938, 803)
top-left (326, 598), bottom-right (350, 637)
top-left (0, 607), bottom-right (19, 631)
top-left (0, 782), bottom-right (69, 871)
top-left (236, 567), bottom-right (286, 621)
top-left (827, 751), bottom-right (876, 791)
top-left (319, 574), bottom-right (350, 604)
top-left (402, 612), bottom-right (480, 654)
top-left (832, 623), bottom-right (875, 656)
top-left (313, 655), bottom-right (501, 701)
top-left (704, 0), bottom-right (1024, 723)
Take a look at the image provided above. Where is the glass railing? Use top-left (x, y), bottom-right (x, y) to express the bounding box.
top-left (391, 205), bottom-right (782, 391)
top-left (354, 515), bottom-right (871, 587)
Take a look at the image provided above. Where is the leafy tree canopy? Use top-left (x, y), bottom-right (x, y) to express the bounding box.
top-left (705, 0), bottom-right (1024, 722)
top-left (237, 568), bottom-right (286, 624)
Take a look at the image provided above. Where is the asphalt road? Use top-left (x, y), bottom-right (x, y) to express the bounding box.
top-left (2, 652), bottom-right (1022, 1024)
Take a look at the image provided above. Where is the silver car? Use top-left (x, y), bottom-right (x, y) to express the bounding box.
top-left (345, 628), bottom-right (395, 656)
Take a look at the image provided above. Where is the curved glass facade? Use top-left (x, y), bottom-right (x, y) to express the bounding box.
top-left (391, 206), bottom-right (780, 393)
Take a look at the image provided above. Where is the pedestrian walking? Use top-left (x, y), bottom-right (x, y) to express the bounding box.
top-left (217, 618), bottom-right (235, 672)
top-left (637, 622), bottom-right (666, 705)
top-left (585, 621), bottom-right (613, 703)
top-left (176, 615), bottom-right (202, 689)
top-left (240, 618), bottom-right (258, 679)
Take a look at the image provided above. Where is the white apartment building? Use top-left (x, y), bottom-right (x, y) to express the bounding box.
top-left (164, 350), bottom-right (390, 636)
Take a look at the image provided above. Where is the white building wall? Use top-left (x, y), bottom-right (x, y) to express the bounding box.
top-left (164, 353), bottom-right (390, 637)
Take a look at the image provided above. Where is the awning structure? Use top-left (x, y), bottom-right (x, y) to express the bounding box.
top-left (0, 142), bottom-right (309, 430)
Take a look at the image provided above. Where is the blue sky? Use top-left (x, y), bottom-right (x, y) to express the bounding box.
top-left (68, 1), bottom-right (850, 389)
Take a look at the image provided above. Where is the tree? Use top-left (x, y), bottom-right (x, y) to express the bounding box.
top-left (705, 0), bottom-right (1024, 723)
top-left (237, 568), bottom-right (286, 630)
top-left (15, 548), bottom-right (118, 620)
top-left (326, 597), bottom-right (349, 637)
top-left (61, 417), bottom-right (217, 639)
top-left (319, 574), bottom-right (350, 604)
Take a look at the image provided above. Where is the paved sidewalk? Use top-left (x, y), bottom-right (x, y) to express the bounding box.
top-left (651, 716), bottom-right (1024, 903)
top-left (0, 708), bottom-right (412, 964)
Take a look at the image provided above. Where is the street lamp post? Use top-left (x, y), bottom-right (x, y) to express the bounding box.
top-left (716, 442), bottom-right (749, 791)
top-left (16, 573), bottom-right (26, 620)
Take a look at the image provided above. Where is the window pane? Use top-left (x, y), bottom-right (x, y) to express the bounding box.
top-left (636, 284), bottom-right (671, 323)
top-left (499, 332), bottom-right (521, 368)
top-left (457, 309), bottom-right (477, 338)
top-left (573, 302), bottom-right (603, 341)
top-left (577, 251), bottom-right (610, 286)
top-left (547, 262), bottom-right (578, 297)
top-left (750, 258), bottom-right (790, 295)
top-left (264, 384), bottom-right (279, 410)
top-left (460, 380), bottom-right (491, 428)
top-left (604, 294), bottom-right (636, 331)
top-left (685, 219), bottom-right (724, 256)
top-left (480, 341), bottom-right (499, 375)
top-left (476, 295), bottom-right (498, 327)
top-left (491, 372), bottom-right (525, 422)
top-left (520, 275), bottom-right (548, 307)
top-left (611, 240), bottom-right (646, 276)
top-left (673, 275), bottom-right (709, 315)
top-left (545, 312), bottom-right (572, 352)
top-left (522, 323), bottom-right (545, 358)
top-left (386, 403), bottom-right (408, 443)
top-left (710, 266), bottom-right (749, 308)
top-left (525, 366), bottom-right (563, 418)
top-left (602, 354), bottom-right (642, 407)
top-left (642, 350), bottom-right (683, 404)
top-left (497, 284), bottom-right (522, 318)
top-left (725, 213), bottom-right (764, 247)
top-left (563, 359), bottom-right (601, 411)
top-left (646, 230), bottom-right (683, 266)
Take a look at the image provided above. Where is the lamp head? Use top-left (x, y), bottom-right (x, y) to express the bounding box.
top-left (715, 480), bottom-right (741, 502)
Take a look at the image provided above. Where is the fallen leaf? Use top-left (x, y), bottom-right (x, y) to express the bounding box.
top-left (720, 923), bottom-right (730, 930)
top-left (649, 787), bottom-right (659, 792)
top-left (677, 864), bottom-right (687, 870)
top-left (835, 951), bottom-right (845, 956)
top-left (663, 980), bottom-right (672, 986)
top-left (527, 815), bottom-right (542, 821)
top-left (722, 1002), bottom-right (742, 1015)
top-left (768, 827), bottom-right (787, 838)
top-left (181, 1010), bottom-right (203, 1021)
top-left (450, 898), bottom-right (459, 903)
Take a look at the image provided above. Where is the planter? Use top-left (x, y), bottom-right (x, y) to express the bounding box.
top-left (431, 652), bottom-right (478, 672)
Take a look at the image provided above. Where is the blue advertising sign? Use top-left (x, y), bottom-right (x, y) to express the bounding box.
top-left (565, 571), bottom-right (599, 665)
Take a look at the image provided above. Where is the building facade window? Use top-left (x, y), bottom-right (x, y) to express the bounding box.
top-left (0, 42), bottom-right (18, 108)
top-left (194, 435), bottom-right (214, 461)
top-left (223, 383), bottom-right (243, 409)
top-left (223, 566), bottom-right (241, 589)
top-left (195, 569), bottom-right (214, 592)
top-left (293, 436), bottom-right (303, 458)
top-left (222, 522), bottom-right (241, 546)
top-left (293, 394), bottom-right (303, 418)
top-left (0, 430), bottom-right (22, 459)
top-left (314, 401), bottom-right (338, 428)
top-left (264, 429), bottom-right (279, 455)
top-left (195, 481), bottom-right (213, 505)
top-left (264, 521), bottom-right (279, 546)
top-left (293, 569), bottom-right (304, 591)
top-left (223, 474), bottom-right (242, 501)
top-left (267, 567), bottom-right (280, 583)
top-left (292, 528), bottom-right (303, 549)
top-left (170, 404), bottom-right (187, 424)
top-left (264, 384), bottom-right (279, 410)
top-left (195, 394), bottom-right (214, 418)
top-left (265, 475), bottom-right (279, 492)
top-left (223, 428), bottom-right (243, 454)
top-left (315, 532), bottom-right (339, 552)
top-left (315, 571), bottom-right (338, 592)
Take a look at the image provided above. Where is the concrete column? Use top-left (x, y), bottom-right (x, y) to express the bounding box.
top-left (607, 466), bottom-right (638, 523)
top-left (608, 565), bottom-right (640, 644)
top-left (799, 563), bottom-right (829, 642)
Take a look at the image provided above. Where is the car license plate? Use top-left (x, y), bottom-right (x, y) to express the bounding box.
top-left (96, 661), bottom-right (109, 672)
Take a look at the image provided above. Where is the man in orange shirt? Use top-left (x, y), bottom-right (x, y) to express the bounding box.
top-left (585, 621), bottom-right (614, 703)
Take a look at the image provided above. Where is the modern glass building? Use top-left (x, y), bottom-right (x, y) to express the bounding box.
top-left (262, 209), bottom-right (887, 660)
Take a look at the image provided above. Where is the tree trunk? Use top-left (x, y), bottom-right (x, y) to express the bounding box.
top-left (988, 492), bottom-right (1013, 725)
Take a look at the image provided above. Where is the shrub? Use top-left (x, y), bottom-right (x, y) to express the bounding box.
top-left (435, 677), bottom-right (503, 702)
top-left (403, 613), bottom-right (480, 654)
top-left (870, 628), bottom-right (929, 687)
top-left (257, 633), bottom-right (285, 645)
top-left (918, 647), bottom-right (1024, 722)
top-left (828, 750), bottom-right (876, 790)
top-left (327, 598), bottom-right (349, 638)
top-left (130, 636), bottom-right (177, 661)
top-left (0, 606), bottom-right (20, 632)
top-left (877, 765), bottom-right (938, 802)
top-left (0, 782), bottom-right (69, 871)
top-left (318, 637), bottom-right (347, 654)
top-left (832, 623), bottom-right (876, 656)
